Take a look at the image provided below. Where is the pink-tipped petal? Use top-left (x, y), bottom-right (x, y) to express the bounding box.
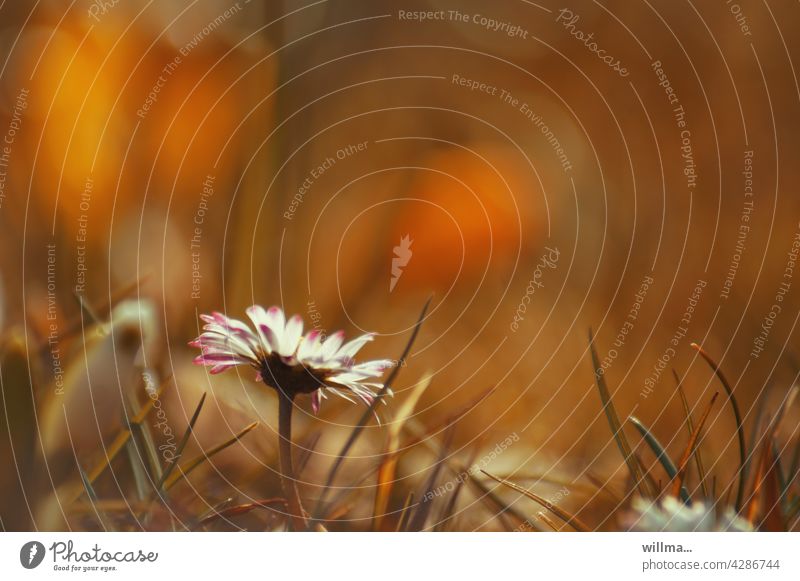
top-left (281, 315), bottom-right (304, 357)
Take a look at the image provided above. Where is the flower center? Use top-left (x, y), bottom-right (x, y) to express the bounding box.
top-left (259, 354), bottom-right (329, 397)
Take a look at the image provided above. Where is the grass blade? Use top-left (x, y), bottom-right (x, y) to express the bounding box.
top-left (86, 376), bottom-right (171, 484)
top-left (691, 343), bottom-right (747, 510)
top-left (195, 498), bottom-right (287, 530)
top-left (372, 372), bottom-right (432, 530)
top-left (395, 492), bottom-right (415, 531)
top-left (589, 330), bottom-right (652, 497)
top-left (628, 416), bottom-right (688, 503)
top-left (154, 392), bottom-right (206, 492)
top-left (747, 440), bottom-right (785, 531)
top-left (467, 471), bottom-right (528, 531)
top-left (164, 421), bottom-right (259, 490)
top-left (79, 466), bottom-right (114, 531)
top-left (482, 470), bottom-right (588, 531)
top-left (434, 443), bottom-right (486, 532)
top-left (313, 297), bottom-right (431, 520)
top-left (407, 425), bottom-right (454, 531)
top-left (673, 369), bottom-right (709, 497)
top-left (671, 392), bottom-right (718, 500)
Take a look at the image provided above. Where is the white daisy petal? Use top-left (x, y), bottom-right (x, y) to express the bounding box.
top-left (297, 330), bottom-right (323, 362)
top-left (245, 305), bottom-right (276, 354)
top-left (192, 305), bottom-right (392, 413)
top-left (281, 315), bottom-right (304, 358)
top-left (318, 330), bottom-right (345, 361)
top-left (334, 333), bottom-right (374, 362)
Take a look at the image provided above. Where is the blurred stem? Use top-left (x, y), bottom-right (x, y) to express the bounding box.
top-left (277, 390), bottom-right (308, 531)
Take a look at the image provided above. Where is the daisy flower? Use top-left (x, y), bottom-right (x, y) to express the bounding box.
top-left (623, 497), bottom-right (752, 532)
top-left (190, 305), bottom-right (393, 413)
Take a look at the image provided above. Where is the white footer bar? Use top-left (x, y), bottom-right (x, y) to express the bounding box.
top-left (0, 532), bottom-right (797, 579)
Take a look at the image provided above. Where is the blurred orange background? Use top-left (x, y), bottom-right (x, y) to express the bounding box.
top-left (1, 0), bottom-right (799, 531)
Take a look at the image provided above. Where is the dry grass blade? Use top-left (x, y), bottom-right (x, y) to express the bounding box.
top-left (691, 343), bottom-right (746, 510)
top-left (407, 425), bottom-right (454, 531)
top-left (395, 492), bottom-right (415, 532)
top-left (195, 498), bottom-right (287, 529)
top-left (0, 335), bottom-right (38, 530)
top-left (401, 415), bottom-right (529, 529)
top-left (296, 431), bottom-right (322, 477)
top-left (372, 372), bottom-right (432, 530)
top-left (39, 275), bottom-right (151, 356)
top-left (747, 440), bottom-right (785, 531)
top-left (786, 496), bottom-right (800, 522)
top-left (125, 389), bottom-right (164, 494)
top-left (125, 435), bottom-right (149, 501)
top-left (789, 436), bottom-right (800, 487)
top-left (75, 293), bottom-right (100, 325)
top-left (589, 330), bottom-right (652, 498)
top-left (164, 421), bottom-right (259, 491)
top-left (745, 391), bottom-right (796, 530)
top-left (313, 297), bottom-right (431, 520)
top-left (537, 511), bottom-right (560, 531)
top-left (633, 451), bottom-right (661, 495)
top-left (628, 416), bottom-right (688, 503)
top-left (86, 376), bottom-right (171, 484)
top-left (585, 472), bottom-right (621, 504)
top-left (673, 369), bottom-right (709, 497)
top-left (154, 392), bottom-right (206, 492)
top-left (671, 391), bottom-right (718, 500)
top-left (482, 470), bottom-right (589, 531)
top-left (402, 384), bottom-right (499, 451)
top-left (79, 466), bottom-right (114, 531)
top-left (435, 445), bottom-right (483, 532)
top-left (466, 472), bottom-right (527, 530)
